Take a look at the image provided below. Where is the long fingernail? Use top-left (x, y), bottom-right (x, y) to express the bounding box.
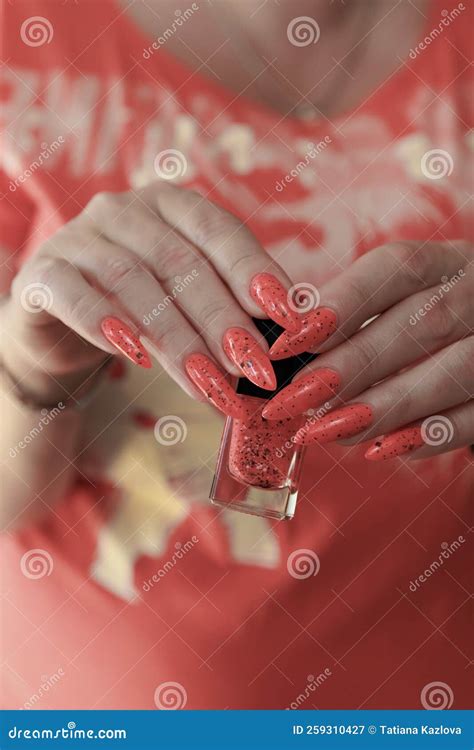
top-left (365, 426), bottom-right (424, 461)
top-left (269, 308), bottom-right (337, 360)
top-left (101, 317), bottom-right (152, 368)
top-left (223, 327), bottom-right (277, 391)
top-left (250, 273), bottom-right (302, 333)
top-left (185, 353), bottom-right (247, 420)
top-left (295, 403), bottom-right (373, 445)
top-left (262, 368), bottom-right (340, 420)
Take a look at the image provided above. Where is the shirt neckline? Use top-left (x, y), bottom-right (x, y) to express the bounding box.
top-left (112, 0), bottom-right (439, 132)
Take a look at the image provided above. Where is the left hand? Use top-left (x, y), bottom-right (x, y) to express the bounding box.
top-left (262, 240), bottom-right (474, 461)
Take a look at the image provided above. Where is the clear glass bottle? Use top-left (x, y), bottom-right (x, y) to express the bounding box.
top-left (210, 319), bottom-right (315, 520)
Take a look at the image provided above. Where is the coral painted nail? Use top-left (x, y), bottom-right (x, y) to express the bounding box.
top-left (250, 273), bottom-right (302, 333)
top-left (185, 353), bottom-right (247, 420)
top-left (223, 327), bottom-right (277, 391)
top-left (365, 425), bottom-right (424, 461)
top-left (101, 317), bottom-right (151, 368)
top-left (295, 403), bottom-right (373, 445)
top-left (269, 308), bottom-right (337, 360)
top-left (262, 368), bottom-right (340, 420)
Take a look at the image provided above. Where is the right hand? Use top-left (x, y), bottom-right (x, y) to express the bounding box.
top-left (4, 182), bottom-right (301, 413)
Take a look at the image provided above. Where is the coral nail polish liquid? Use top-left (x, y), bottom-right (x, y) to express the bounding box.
top-left (210, 319), bottom-right (316, 520)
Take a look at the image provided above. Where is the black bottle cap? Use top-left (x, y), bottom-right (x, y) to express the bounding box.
top-left (236, 318), bottom-right (317, 399)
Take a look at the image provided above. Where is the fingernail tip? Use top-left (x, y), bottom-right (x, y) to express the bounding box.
top-left (364, 448), bottom-right (380, 461)
top-left (268, 346), bottom-right (286, 361)
top-left (265, 374), bottom-right (278, 391)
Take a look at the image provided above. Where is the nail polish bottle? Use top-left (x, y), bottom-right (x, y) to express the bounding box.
top-left (210, 319), bottom-right (316, 520)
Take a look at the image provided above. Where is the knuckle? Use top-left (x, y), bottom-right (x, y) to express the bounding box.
top-left (455, 337), bottom-right (474, 386)
top-left (388, 241), bottom-right (427, 289)
top-left (66, 291), bottom-right (94, 323)
top-left (385, 241), bottom-right (415, 266)
top-left (191, 204), bottom-right (242, 249)
top-left (177, 186), bottom-right (201, 205)
top-left (147, 319), bottom-right (182, 351)
top-left (149, 180), bottom-right (181, 201)
top-left (19, 255), bottom-right (58, 290)
top-left (343, 277), bottom-right (370, 316)
top-left (85, 191), bottom-right (130, 222)
top-left (346, 335), bottom-right (380, 376)
top-left (227, 250), bottom-right (257, 278)
top-left (198, 299), bottom-right (230, 331)
top-left (54, 223), bottom-right (96, 258)
top-left (86, 191), bottom-right (114, 214)
top-left (456, 266), bottom-right (474, 316)
top-left (449, 239), bottom-right (473, 260)
top-left (420, 295), bottom-right (456, 344)
top-left (151, 239), bottom-right (196, 277)
top-left (101, 254), bottom-right (143, 288)
top-left (387, 380), bottom-right (413, 419)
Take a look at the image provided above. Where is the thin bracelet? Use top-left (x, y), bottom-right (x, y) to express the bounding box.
top-left (0, 356), bottom-right (114, 412)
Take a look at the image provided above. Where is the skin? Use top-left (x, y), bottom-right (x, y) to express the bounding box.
top-left (273, 241), bottom-right (474, 454)
top-left (122, 0), bottom-right (430, 118)
top-left (1, 0), bottom-right (472, 530)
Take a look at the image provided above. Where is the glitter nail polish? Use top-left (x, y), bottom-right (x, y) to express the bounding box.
top-left (210, 319), bottom-right (316, 520)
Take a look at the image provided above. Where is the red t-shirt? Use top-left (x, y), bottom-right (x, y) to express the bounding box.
top-left (0, 0), bottom-right (472, 710)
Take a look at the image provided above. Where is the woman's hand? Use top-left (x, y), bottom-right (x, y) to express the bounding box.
top-left (4, 182), bottom-right (300, 411)
top-left (262, 241), bottom-right (474, 461)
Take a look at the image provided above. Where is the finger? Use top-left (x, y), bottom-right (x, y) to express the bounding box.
top-left (295, 337), bottom-right (473, 445)
top-left (152, 184), bottom-right (303, 331)
top-left (11, 256), bottom-right (152, 369)
top-left (269, 241), bottom-right (471, 359)
top-left (364, 401), bottom-right (474, 461)
top-left (86, 185), bottom-right (302, 332)
top-left (71, 237), bottom-right (255, 401)
top-left (185, 353), bottom-right (250, 421)
top-left (73, 230), bottom-right (276, 390)
top-left (264, 270), bottom-right (473, 419)
top-left (68, 232), bottom-right (269, 410)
